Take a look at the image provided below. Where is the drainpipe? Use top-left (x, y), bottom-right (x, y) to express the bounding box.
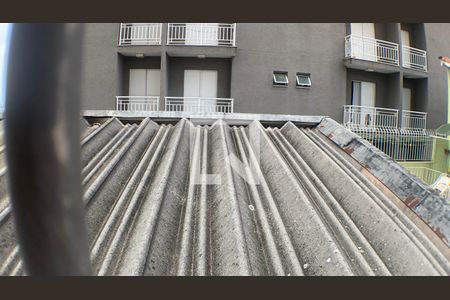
top-left (5, 24), bottom-right (92, 275)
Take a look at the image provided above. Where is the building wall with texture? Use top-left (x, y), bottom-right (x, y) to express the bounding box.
top-left (80, 23), bottom-right (450, 127)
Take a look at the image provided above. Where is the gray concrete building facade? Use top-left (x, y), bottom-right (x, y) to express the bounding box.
top-left (80, 23), bottom-right (450, 129)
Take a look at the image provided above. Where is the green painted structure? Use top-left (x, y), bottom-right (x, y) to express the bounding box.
top-left (399, 58), bottom-right (450, 181)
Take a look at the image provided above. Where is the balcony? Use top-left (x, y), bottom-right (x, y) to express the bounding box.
top-left (402, 46), bottom-right (427, 72)
top-left (401, 110), bottom-right (427, 129)
top-left (344, 105), bottom-right (428, 129)
top-left (165, 97), bottom-right (234, 113)
top-left (343, 105), bottom-right (399, 129)
top-left (115, 96), bottom-right (234, 114)
top-left (167, 23), bottom-right (236, 47)
top-left (343, 105), bottom-right (433, 161)
top-left (118, 23), bottom-right (162, 46)
top-left (345, 34), bottom-right (399, 66)
top-left (116, 96), bottom-right (160, 111)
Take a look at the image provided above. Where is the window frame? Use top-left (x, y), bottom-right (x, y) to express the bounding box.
top-left (296, 73), bottom-right (311, 89)
top-left (272, 71), bottom-right (289, 87)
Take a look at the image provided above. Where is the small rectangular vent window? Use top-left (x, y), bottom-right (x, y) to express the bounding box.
top-left (296, 73), bottom-right (311, 88)
top-left (273, 71), bottom-right (288, 87)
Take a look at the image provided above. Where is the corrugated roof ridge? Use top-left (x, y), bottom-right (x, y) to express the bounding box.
top-left (279, 123), bottom-right (440, 274)
top-left (80, 117), bottom-right (122, 146)
top-left (82, 118), bottom-right (151, 205)
top-left (233, 125), bottom-right (304, 276)
top-left (94, 125), bottom-right (172, 274)
top-left (297, 125), bottom-right (449, 274)
top-left (80, 118), bottom-right (124, 167)
top-left (0, 245), bottom-right (20, 275)
top-left (250, 121), bottom-right (355, 275)
top-left (208, 120), bottom-right (253, 275)
top-left (114, 119), bottom-right (189, 275)
top-left (81, 124), bottom-right (134, 185)
top-left (269, 127), bottom-right (390, 275)
top-left (175, 125), bottom-right (204, 275)
top-left (1, 117), bottom-right (449, 276)
top-left (307, 129), bottom-right (450, 273)
top-left (81, 118), bottom-right (161, 268)
top-left (316, 118), bottom-right (450, 262)
top-left (192, 127), bottom-right (210, 275)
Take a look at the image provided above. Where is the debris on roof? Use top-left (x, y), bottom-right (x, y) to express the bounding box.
top-left (0, 117), bottom-right (449, 275)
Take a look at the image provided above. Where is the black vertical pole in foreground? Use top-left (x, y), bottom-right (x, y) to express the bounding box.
top-left (5, 24), bottom-right (91, 275)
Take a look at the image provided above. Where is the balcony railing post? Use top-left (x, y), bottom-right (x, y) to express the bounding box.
top-left (166, 24), bottom-right (170, 45)
top-left (119, 23), bottom-right (123, 45)
top-left (232, 23), bottom-right (236, 47)
top-left (200, 23), bottom-right (204, 45)
top-left (395, 44), bottom-right (399, 66)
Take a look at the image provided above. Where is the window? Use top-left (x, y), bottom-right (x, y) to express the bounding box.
top-left (296, 73), bottom-right (311, 88)
top-left (273, 71), bottom-right (288, 87)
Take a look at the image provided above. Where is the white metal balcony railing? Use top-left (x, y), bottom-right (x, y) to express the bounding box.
top-left (401, 110), bottom-right (427, 129)
top-left (118, 23), bottom-right (162, 45)
top-left (164, 97), bottom-right (234, 113)
top-left (343, 105), bottom-right (433, 162)
top-left (350, 126), bottom-right (435, 162)
top-left (343, 105), bottom-right (399, 128)
top-left (402, 45), bottom-right (427, 72)
top-left (167, 23), bottom-right (236, 46)
top-left (116, 96), bottom-right (160, 111)
top-left (345, 34), bottom-right (399, 66)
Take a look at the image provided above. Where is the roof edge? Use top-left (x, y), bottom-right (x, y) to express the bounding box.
top-left (317, 117), bottom-right (450, 247)
top-left (82, 110), bottom-right (325, 126)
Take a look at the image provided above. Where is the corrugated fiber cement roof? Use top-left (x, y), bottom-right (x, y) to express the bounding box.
top-left (0, 117), bottom-right (449, 275)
